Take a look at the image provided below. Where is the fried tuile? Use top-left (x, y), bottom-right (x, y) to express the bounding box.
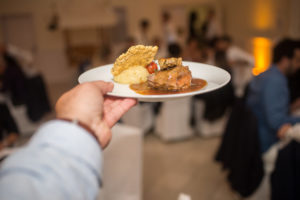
top-left (111, 45), bottom-right (158, 76)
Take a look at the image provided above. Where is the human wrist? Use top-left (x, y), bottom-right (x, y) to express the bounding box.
top-left (57, 117), bottom-right (100, 145)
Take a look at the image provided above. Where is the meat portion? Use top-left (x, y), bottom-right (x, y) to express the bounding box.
top-left (147, 59), bottom-right (192, 91)
top-left (158, 57), bottom-right (182, 70)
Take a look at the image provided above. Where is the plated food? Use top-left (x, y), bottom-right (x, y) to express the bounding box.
top-left (111, 45), bottom-right (207, 95)
top-left (78, 62), bottom-right (231, 102)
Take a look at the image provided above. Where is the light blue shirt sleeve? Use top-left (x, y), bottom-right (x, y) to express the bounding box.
top-left (0, 120), bottom-right (103, 200)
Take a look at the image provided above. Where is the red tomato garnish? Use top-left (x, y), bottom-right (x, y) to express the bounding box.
top-left (146, 62), bottom-right (158, 74)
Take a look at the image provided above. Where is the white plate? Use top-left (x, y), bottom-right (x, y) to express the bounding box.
top-left (78, 61), bottom-right (231, 102)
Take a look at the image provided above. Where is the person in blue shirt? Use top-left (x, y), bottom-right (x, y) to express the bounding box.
top-left (247, 39), bottom-right (300, 154)
top-left (0, 81), bottom-right (137, 200)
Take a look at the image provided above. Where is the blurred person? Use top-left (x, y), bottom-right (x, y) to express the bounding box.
top-left (99, 43), bottom-right (112, 64)
top-left (120, 36), bottom-right (136, 55)
top-left (135, 19), bottom-right (151, 45)
top-left (0, 43), bottom-right (51, 122)
top-left (247, 38), bottom-right (300, 154)
top-left (152, 36), bottom-right (167, 59)
top-left (182, 36), bottom-right (204, 129)
top-left (167, 42), bottom-right (182, 57)
top-left (246, 39), bottom-right (300, 199)
top-left (162, 12), bottom-right (178, 45)
top-left (191, 36), bottom-right (233, 137)
top-left (201, 9), bottom-right (222, 41)
top-left (215, 35), bottom-right (254, 97)
top-left (271, 122), bottom-right (300, 200)
top-left (202, 39), bottom-right (216, 65)
top-left (176, 26), bottom-right (187, 48)
top-left (216, 35), bottom-right (254, 68)
top-left (112, 36), bottom-right (136, 61)
top-left (211, 36), bottom-right (235, 115)
top-left (188, 11), bottom-right (198, 39)
top-left (182, 37), bottom-right (204, 62)
top-left (0, 55), bottom-right (19, 149)
top-left (288, 40), bottom-right (300, 109)
top-left (213, 37), bottom-right (230, 71)
top-left (277, 123), bottom-right (300, 141)
top-left (0, 103), bottom-right (19, 150)
top-left (0, 81), bottom-right (137, 199)
top-left (0, 44), bottom-right (27, 106)
top-left (6, 44), bottom-right (37, 77)
top-left (201, 37), bottom-right (223, 66)
top-left (288, 69), bottom-right (300, 112)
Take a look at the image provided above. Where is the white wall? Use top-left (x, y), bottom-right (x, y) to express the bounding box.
top-left (0, 0), bottom-right (296, 84)
top-left (221, 0), bottom-right (292, 52)
top-left (289, 0), bottom-right (300, 39)
top-left (0, 0), bottom-right (76, 85)
top-left (111, 0), bottom-right (220, 42)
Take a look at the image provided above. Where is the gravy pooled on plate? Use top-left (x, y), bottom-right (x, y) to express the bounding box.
top-left (130, 78), bottom-right (207, 95)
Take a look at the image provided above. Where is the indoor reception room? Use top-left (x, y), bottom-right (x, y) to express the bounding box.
top-left (0, 0), bottom-right (300, 200)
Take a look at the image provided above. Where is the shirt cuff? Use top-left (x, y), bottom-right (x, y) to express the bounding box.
top-left (28, 120), bottom-right (103, 181)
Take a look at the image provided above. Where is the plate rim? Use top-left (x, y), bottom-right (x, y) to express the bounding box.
top-left (78, 61), bottom-right (231, 101)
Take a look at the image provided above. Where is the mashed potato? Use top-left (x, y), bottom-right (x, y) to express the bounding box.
top-left (112, 45), bottom-right (158, 76)
top-left (113, 65), bottom-right (149, 84)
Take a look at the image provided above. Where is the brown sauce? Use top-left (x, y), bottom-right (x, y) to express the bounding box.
top-left (130, 78), bottom-right (207, 95)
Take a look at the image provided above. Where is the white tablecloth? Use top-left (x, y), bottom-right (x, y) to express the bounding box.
top-left (194, 99), bottom-right (229, 138)
top-left (121, 103), bottom-right (154, 134)
top-left (155, 97), bottom-right (194, 141)
top-left (98, 123), bottom-right (143, 200)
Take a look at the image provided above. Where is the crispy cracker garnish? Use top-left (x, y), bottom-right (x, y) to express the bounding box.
top-left (111, 45), bottom-right (158, 76)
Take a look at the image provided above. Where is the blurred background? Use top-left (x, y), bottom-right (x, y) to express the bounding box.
top-left (0, 0), bottom-right (299, 200)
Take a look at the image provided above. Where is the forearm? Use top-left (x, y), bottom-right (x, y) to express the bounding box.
top-left (0, 120), bottom-right (102, 200)
top-left (266, 109), bottom-right (300, 131)
top-left (263, 79), bottom-right (300, 131)
top-left (290, 98), bottom-right (300, 113)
